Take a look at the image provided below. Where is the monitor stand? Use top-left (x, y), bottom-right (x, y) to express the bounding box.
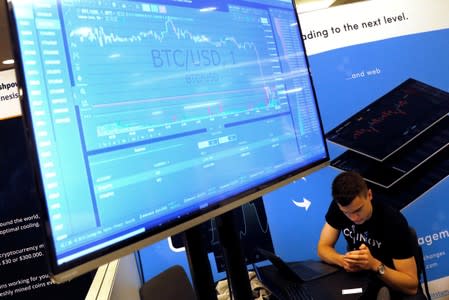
top-left (216, 208), bottom-right (253, 300)
top-left (184, 204), bottom-right (254, 300)
top-left (184, 223), bottom-right (216, 300)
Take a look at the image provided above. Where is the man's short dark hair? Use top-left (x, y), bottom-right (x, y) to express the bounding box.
top-left (332, 171), bottom-right (368, 206)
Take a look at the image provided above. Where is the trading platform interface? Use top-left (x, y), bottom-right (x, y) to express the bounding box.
top-left (10, 0), bottom-right (327, 272)
top-left (326, 79), bottom-right (449, 161)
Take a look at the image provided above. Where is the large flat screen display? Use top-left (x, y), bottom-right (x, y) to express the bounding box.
top-left (8, 0), bottom-right (329, 282)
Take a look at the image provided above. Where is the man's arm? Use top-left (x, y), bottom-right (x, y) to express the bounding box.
top-left (317, 222), bottom-right (346, 268)
top-left (380, 256), bottom-right (419, 295)
top-left (345, 244), bottom-right (419, 295)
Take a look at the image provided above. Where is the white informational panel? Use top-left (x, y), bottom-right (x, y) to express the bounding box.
top-left (0, 69), bottom-right (21, 120)
top-left (298, 0), bottom-right (449, 55)
top-left (86, 254), bottom-right (141, 300)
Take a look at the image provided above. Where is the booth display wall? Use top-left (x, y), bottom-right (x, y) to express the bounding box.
top-left (138, 2), bottom-right (449, 300)
top-left (299, 0), bottom-right (449, 298)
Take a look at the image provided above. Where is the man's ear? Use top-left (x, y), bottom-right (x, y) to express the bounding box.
top-left (367, 189), bottom-right (373, 201)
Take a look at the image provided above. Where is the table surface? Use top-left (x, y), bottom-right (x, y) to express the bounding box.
top-left (256, 262), bottom-right (373, 300)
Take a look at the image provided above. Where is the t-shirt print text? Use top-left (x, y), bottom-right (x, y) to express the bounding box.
top-left (343, 225), bottom-right (382, 248)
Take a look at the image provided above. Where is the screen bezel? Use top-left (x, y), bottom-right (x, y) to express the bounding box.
top-left (7, 0), bottom-right (329, 282)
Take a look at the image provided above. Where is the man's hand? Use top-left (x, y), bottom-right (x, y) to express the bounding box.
top-left (343, 244), bottom-right (377, 272)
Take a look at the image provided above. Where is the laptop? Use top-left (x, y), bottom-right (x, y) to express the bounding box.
top-left (256, 248), bottom-right (339, 282)
top-left (255, 248), bottom-right (370, 300)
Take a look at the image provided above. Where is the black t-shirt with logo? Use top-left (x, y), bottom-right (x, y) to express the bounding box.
top-left (325, 198), bottom-right (415, 269)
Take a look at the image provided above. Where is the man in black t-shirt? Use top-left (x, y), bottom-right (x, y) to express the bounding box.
top-left (317, 171), bottom-right (426, 299)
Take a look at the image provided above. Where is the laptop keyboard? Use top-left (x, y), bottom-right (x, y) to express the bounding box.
top-left (292, 263), bottom-right (320, 280)
top-left (282, 282), bottom-right (314, 300)
top-left (290, 261), bottom-right (338, 281)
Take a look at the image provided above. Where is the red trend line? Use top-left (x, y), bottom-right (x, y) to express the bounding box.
top-left (352, 99), bottom-right (408, 140)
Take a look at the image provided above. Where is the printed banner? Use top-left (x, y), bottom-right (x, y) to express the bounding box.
top-left (299, 0), bottom-right (449, 298)
top-left (0, 69), bottom-right (21, 120)
top-left (0, 117), bottom-right (94, 299)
